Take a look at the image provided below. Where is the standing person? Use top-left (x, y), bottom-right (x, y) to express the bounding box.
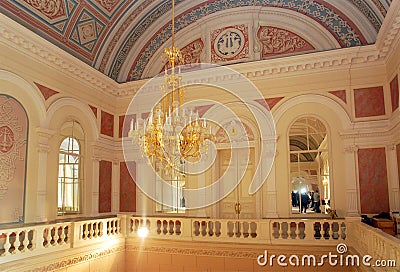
top-left (313, 190), bottom-right (321, 213)
top-left (301, 191), bottom-right (309, 214)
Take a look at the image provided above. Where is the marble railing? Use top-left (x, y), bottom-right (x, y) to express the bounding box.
top-left (0, 217), bottom-right (123, 264)
top-left (128, 217), bottom-right (348, 244)
top-left (347, 219), bottom-right (400, 266)
top-left (1, 215), bottom-right (398, 268)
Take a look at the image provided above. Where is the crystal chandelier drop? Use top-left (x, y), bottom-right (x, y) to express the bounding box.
top-left (129, 0), bottom-right (213, 173)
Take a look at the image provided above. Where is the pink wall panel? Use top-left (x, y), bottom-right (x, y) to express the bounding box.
top-left (354, 86), bottom-right (385, 118)
top-left (0, 95), bottom-right (28, 224)
top-left (101, 110), bottom-right (114, 137)
top-left (99, 160), bottom-right (112, 213)
top-left (118, 114), bottom-right (135, 138)
top-left (329, 90), bottom-right (347, 103)
top-left (397, 144), bottom-right (400, 188)
top-left (358, 148), bottom-right (390, 214)
top-left (390, 75), bottom-right (399, 112)
top-left (120, 161), bottom-right (136, 212)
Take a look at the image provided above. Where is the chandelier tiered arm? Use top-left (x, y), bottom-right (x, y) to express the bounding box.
top-left (129, 0), bottom-right (213, 172)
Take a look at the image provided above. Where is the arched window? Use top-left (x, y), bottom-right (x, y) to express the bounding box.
top-left (289, 117), bottom-right (330, 215)
top-left (58, 121), bottom-right (84, 215)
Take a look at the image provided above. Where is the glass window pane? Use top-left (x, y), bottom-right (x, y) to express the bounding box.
top-left (58, 135), bottom-right (81, 215)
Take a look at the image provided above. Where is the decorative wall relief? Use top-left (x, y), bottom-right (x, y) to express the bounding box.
top-left (257, 26), bottom-right (314, 59)
top-left (0, 95), bottom-right (28, 224)
top-left (211, 24), bottom-right (249, 63)
top-left (160, 38), bottom-right (204, 72)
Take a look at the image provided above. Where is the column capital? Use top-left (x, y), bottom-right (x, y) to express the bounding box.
top-left (343, 145), bottom-right (358, 153)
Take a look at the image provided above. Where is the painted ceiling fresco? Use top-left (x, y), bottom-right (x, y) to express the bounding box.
top-left (0, 0), bottom-right (392, 83)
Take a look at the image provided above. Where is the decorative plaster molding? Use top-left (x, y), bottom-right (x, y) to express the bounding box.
top-left (126, 245), bottom-right (261, 258)
top-left (0, 14), bottom-right (118, 98)
top-left (343, 145), bottom-right (359, 153)
top-left (375, 0), bottom-right (400, 60)
top-left (24, 245), bottom-right (125, 272)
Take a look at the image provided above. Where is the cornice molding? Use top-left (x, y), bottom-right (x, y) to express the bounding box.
top-left (1, 4), bottom-right (398, 100)
top-left (375, 0), bottom-right (400, 60)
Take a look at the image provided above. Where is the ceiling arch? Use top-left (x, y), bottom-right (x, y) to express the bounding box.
top-left (0, 0), bottom-right (392, 83)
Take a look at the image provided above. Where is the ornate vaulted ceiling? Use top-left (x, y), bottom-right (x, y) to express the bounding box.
top-left (0, 0), bottom-right (392, 83)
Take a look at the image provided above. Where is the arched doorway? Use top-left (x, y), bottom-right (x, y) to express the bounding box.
top-left (289, 117), bottom-right (330, 215)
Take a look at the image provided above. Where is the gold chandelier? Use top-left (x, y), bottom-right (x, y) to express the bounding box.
top-left (129, 0), bottom-right (212, 173)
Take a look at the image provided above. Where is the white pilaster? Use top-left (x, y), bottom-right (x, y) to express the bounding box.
top-left (387, 144), bottom-right (400, 212)
top-left (343, 144), bottom-right (360, 217)
top-left (112, 160), bottom-right (120, 214)
top-left (35, 128), bottom-right (54, 222)
top-left (136, 158), bottom-right (155, 216)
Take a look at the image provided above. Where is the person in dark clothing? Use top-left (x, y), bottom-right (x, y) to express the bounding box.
top-left (313, 190), bottom-right (321, 213)
top-left (301, 192), bottom-right (309, 213)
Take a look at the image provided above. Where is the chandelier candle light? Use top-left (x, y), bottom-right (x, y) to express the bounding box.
top-left (129, 0), bottom-right (213, 175)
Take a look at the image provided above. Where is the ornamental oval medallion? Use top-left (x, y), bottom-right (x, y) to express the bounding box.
top-left (214, 28), bottom-right (244, 59)
top-left (0, 126), bottom-right (14, 153)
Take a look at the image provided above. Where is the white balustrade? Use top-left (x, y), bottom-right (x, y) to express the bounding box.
top-left (0, 222), bottom-right (71, 263)
top-left (270, 219), bottom-right (347, 244)
top-left (347, 220), bottom-right (400, 265)
top-left (1, 215), bottom-right (398, 269)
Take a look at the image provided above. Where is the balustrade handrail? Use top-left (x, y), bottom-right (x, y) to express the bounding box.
top-left (1, 215), bottom-right (399, 268)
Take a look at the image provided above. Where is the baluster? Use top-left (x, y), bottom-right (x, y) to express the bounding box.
top-left (329, 222), bottom-right (336, 240)
top-left (107, 221), bottom-right (111, 235)
top-left (323, 222), bottom-right (330, 240)
top-left (83, 223), bottom-right (88, 239)
top-left (50, 227), bottom-right (56, 246)
top-left (295, 222), bottom-right (301, 240)
top-left (110, 220), bottom-right (115, 235)
top-left (18, 230), bottom-right (26, 252)
top-left (215, 221), bottom-right (221, 237)
top-left (64, 226), bottom-right (69, 243)
top-left (175, 221), bottom-right (181, 235)
top-left (169, 220), bottom-right (174, 235)
top-left (162, 220), bottom-right (168, 235)
top-left (157, 220), bottom-right (162, 235)
top-left (277, 222), bottom-right (283, 239)
top-left (43, 228), bottom-right (50, 247)
top-left (250, 222), bottom-right (257, 238)
top-left (304, 221), bottom-right (314, 241)
top-left (227, 221), bottom-right (233, 237)
top-left (58, 226), bottom-right (65, 245)
top-left (201, 221), bottom-right (207, 236)
top-left (243, 222), bottom-right (249, 238)
top-left (281, 222), bottom-right (288, 239)
top-left (193, 221), bottom-right (200, 236)
top-left (113, 220), bottom-right (117, 234)
top-left (8, 232), bottom-right (16, 254)
top-left (27, 230), bottom-right (34, 250)
top-left (220, 221), bottom-right (228, 238)
top-left (340, 222), bottom-right (346, 240)
top-left (235, 221), bottom-right (241, 238)
top-left (208, 221), bottom-right (214, 236)
top-left (3, 233), bottom-right (11, 255)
